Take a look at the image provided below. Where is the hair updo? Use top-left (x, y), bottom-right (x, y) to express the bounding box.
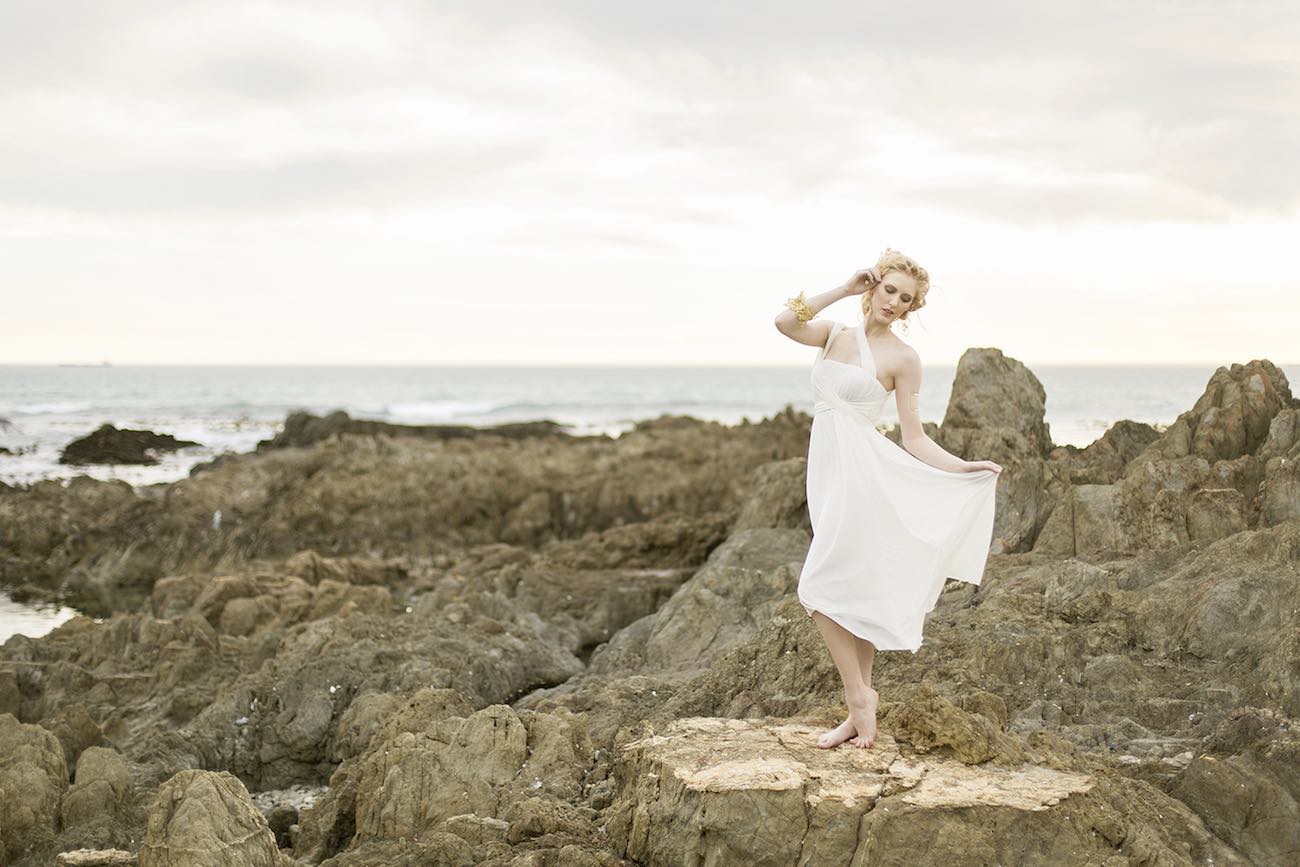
top-left (862, 247), bottom-right (930, 321)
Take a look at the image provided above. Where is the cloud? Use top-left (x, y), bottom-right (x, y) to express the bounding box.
top-left (0, 0), bottom-right (1296, 232)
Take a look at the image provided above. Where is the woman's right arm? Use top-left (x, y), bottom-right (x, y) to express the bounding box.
top-left (773, 281), bottom-right (857, 346)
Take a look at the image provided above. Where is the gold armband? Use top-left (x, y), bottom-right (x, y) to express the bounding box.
top-left (785, 291), bottom-right (816, 323)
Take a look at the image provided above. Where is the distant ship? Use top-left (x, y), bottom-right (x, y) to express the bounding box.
top-left (56, 361), bottom-right (113, 368)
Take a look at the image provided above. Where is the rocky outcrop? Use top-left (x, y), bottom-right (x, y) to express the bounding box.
top-left (2, 410), bottom-right (808, 613)
top-left (0, 713), bottom-right (69, 866)
top-left (4, 351), bottom-right (1300, 864)
top-left (604, 713), bottom-right (1240, 867)
top-left (1035, 359), bottom-right (1298, 555)
top-left (254, 409), bottom-right (578, 453)
top-left (936, 348), bottom-right (1071, 553)
top-left (586, 527), bottom-right (810, 676)
top-left (60, 424), bottom-right (200, 466)
top-left (139, 769), bottom-right (288, 867)
top-left (296, 704), bottom-right (601, 864)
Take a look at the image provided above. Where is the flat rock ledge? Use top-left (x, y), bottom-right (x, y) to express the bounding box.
top-left (605, 717), bottom-right (1223, 866)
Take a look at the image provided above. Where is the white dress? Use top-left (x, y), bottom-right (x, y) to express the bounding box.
top-left (796, 318), bottom-right (999, 653)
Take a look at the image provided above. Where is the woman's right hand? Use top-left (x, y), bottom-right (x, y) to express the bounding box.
top-left (841, 267), bottom-right (881, 295)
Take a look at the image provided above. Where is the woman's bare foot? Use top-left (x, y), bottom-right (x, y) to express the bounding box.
top-left (847, 687), bottom-right (879, 748)
top-left (815, 716), bottom-right (857, 749)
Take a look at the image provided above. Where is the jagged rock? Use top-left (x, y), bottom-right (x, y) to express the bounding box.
top-left (0, 712), bottom-right (69, 866)
top-left (587, 527), bottom-right (809, 676)
top-left (60, 424), bottom-right (200, 466)
top-left (731, 457), bottom-right (811, 533)
top-left (139, 769), bottom-right (287, 866)
top-left (255, 409), bottom-right (575, 452)
top-left (1130, 520), bottom-right (1300, 714)
top-left (297, 705), bottom-right (593, 863)
top-left (935, 348), bottom-right (1069, 553)
top-left (181, 602), bottom-right (583, 790)
top-left (1134, 360), bottom-right (1294, 464)
top-left (605, 716), bottom-right (1241, 866)
top-left (281, 549), bottom-right (408, 586)
top-left (313, 834), bottom-right (478, 866)
top-left (938, 347), bottom-right (1054, 461)
top-left (890, 682), bottom-right (1028, 764)
top-left (331, 686), bottom-right (474, 763)
top-left (59, 746), bottom-right (139, 851)
top-left (1257, 408), bottom-right (1300, 527)
top-left (1032, 484), bottom-right (1125, 556)
top-left (2, 409), bottom-right (806, 611)
top-left (40, 701), bottom-right (106, 773)
top-left (1049, 420), bottom-right (1162, 485)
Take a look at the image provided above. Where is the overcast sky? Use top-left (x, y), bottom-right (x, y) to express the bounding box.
top-left (2, 0), bottom-right (1297, 365)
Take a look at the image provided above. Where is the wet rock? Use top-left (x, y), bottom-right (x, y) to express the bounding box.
top-left (256, 409), bottom-right (575, 451)
top-left (61, 424), bottom-right (200, 466)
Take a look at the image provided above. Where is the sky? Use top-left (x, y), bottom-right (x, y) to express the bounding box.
top-left (2, 0), bottom-right (1298, 366)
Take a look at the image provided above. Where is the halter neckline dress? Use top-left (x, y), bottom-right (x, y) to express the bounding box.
top-left (796, 319), bottom-right (998, 653)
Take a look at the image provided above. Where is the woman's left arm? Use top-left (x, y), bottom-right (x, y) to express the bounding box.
top-left (893, 349), bottom-right (980, 473)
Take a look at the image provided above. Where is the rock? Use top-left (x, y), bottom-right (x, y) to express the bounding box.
top-left (3, 407), bottom-right (807, 610)
top-left (312, 834), bottom-right (478, 866)
top-left (60, 424), bottom-right (200, 466)
top-left (890, 682), bottom-right (1027, 764)
top-left (938, 347), bottom-right (1054, 461)
top-left (297, 705), bottom-right (593, 863)
top-left (605, 716), bottom-right (1239, 866)
top-left (255, 409), bottom-right (577, 452)
top-left (59, 746), bottom-right (139, 851)
top-left (56, 850), bottom-right (138, 866)
top-left (1256, 408), bottom-right (1300, 527)
top-left (0, 712), bottom-right (68, 865)
top-left (731, 457), bottom-right (811, 533)
top-left (587, 527), bottom-right (810, 676)
top-left (1033, 484), bottom-right (1126, 556)
top-left (139, 769), bottom-right (286, 866)
top-left (932, 348), bottom-right (1072, 553)
top-left (1130, 519), bottom-right (1300, 714)
top-left (181, 599), bottom-right (583, 790)
top-left (1049, 420), bottom-right (1162, 485)
top-left (1134, 360), bottom-right (1294, 464)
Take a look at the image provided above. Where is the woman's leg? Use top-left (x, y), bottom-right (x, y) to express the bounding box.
top-left (811, 612), bottom-right (880, 749)
top-left (855, 636), bottom-right (876, 688)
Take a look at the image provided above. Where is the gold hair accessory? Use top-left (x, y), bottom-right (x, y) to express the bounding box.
top-left (785, 291), bottom-right (815, 323)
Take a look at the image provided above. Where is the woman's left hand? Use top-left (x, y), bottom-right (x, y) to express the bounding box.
top-left (966, 460), bottom-right (1002, 474)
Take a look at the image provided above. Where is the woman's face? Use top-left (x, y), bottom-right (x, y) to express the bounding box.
top-left (867, 270), bottom-right (919, 322)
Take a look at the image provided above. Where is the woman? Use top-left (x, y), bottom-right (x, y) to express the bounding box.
top-left (773, 248), bottom-right (1002, 750)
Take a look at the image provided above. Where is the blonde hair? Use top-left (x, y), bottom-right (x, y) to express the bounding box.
top-left (862, 247), bottom-right (930, 321)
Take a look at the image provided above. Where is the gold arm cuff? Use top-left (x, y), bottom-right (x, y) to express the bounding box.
top-left (784, 291), bottom-right (816, 323)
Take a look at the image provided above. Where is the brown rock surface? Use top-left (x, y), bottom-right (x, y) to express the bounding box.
top-left (1, 353), bottom-right (1298, 864)
top-left (139, 769), bottom-right (288, 866)
top-left (605, 715), bottom-right (1240, 867)
top-left (61, 424), bottom-right (200, 466)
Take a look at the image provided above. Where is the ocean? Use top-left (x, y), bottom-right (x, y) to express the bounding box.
top-left (3, 361), bottom-right (1296, 489)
